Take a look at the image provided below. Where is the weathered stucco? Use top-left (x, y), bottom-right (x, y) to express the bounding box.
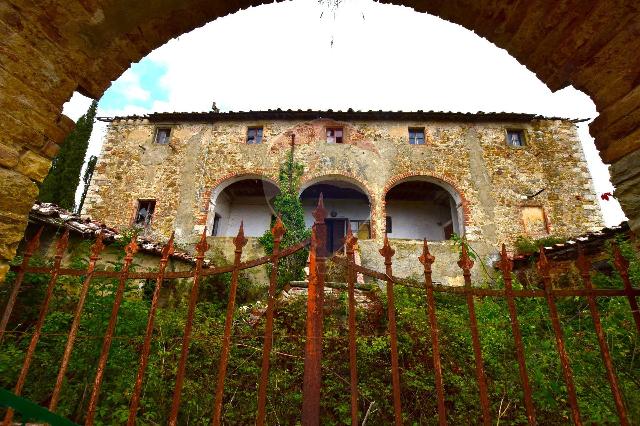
top-left (83, 112), bottom-right (603, 282)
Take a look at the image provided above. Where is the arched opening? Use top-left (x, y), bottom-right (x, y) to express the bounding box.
top-left (300, 178), bottom-right (371, 253)
top-left (385, 179), bottom-right (463, 241)
top-left (207, 177), bottom-right (280, 237)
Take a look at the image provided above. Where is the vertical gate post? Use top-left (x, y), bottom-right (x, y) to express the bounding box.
top-left (256, 217), bottom-right (286, 425)
top-left (50, 232), bottom-right (105, 412)
top-left (418, 239), bottom-right (446, 426)
top-left (3, 230), bottom-right (69, 426)
top-left (611, 242), bottom-right (640, 334)
top-left (0, 226), bottom-right (42, 343)
top-left (212, 223), bottom-right (248, 425)
top-left (380, 235), bottom-right (403, 426)
top-left (169, 229), bottom-right (209, 425)
top-left (127, 233), bottom-right (175, 425)
top-left (498, 244), bottom-right (536, 425)
top-left (576, 246), bottom-right (629, 425)
top-left (537, 247), bottom-right (582, 426)
top-left (302, 195), bottom-right (327, 425)
top-left (85, 238), bottom-right (139, 426)
top-left (458, 241), bottom-right (491, 426)
top-left (345, 225), bottom-right (359, 426)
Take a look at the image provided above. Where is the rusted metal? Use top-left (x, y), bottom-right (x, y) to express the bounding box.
top-left (498, 244), bottom-right (536, 425)
top-left (537, 247), bottom-right (582, 426)
top-left (611, 242), bottom-right (640, 334)
top-left (256, 217), bottom-right (286, 425)
top-left (212, 223), bottom-right (248, 425)
top-left (85, 238), bottom-right (139, 426)
top-left (169, 229), bottom-right (209, 426)
top-left (0, 226), bottom-right (43, 343)
top-left (576, 246), bottom-right (629, 425)
top-left (3, 230), bottom-right (68, 426)
top-left (345, 224), bottom-right (359, 426)
top-left (458, 241), bottom-right (491, 426)
top-left (127, 233), bottom-right (175, 425)
top-left (418, 239), bottom-right (446, 426)
top-left (380, 235), bottom-right (403, 425)
top-left (302, 194), bottom-right (327, 425)
top-left (49, 232), bottom-right (105, 412)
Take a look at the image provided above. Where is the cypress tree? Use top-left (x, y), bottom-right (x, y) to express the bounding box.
top-left (39, 100), bottom-right (98, 210)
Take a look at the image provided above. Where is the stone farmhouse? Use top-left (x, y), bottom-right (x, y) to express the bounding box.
top-left (82, 110), bottom-right (603, 285)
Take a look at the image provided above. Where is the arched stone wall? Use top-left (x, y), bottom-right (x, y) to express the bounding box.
top-left (2, 0), bottom-right (640, 279)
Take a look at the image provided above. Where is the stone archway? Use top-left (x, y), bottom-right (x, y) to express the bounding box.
top-left (2, 0), bottom-right (640, 279)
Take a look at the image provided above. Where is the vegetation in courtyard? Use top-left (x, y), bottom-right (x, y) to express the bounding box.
top-left (0, 237), bottom-right (638, 424)
top-left (258, 146), bottom-right (311, 287)
top-left (39, 100), bottom-right (98, 211)
top-left (514, 235), bottom-right (567, 255)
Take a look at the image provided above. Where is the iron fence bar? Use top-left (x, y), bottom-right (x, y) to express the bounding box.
top-left (537, 247), bottom-right (582, 426)
top-left (169, 229), bottom-right (209, 426)
top-left (49, 233), bottom-right (105, 412)
top-left (3, 230), bottom-right (68, 426)
top-left (575, 246), bottom-right (629, 425)
top-left (380, 235), bottom-right (403, 425)
top-left (302, 196), bottom-right (327, 425)
top-left (0, 226), bottom-right (42, 344)
top-left (345, 225), bottom-right (359, 426)
top-left (498, 244), bottom-right (536, 425)
top-left (127, 233), bottom-right (175, 425)
top-left (85, 238), bottom-right (139, 426)
top-left (418, 240), bottom-right (447, 426)
top-left (611, 242), bottom-right (640, 334)
top-left (212, 223), bottom-right (248, 425)
top-left (256, 217), bottom-right (286, 426)
top-left (458, 241), bottom-right (491, 426)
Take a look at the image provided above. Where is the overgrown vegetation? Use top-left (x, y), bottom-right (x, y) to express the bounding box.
top-left (39, 100), bottom-right (98, 211)
top-left (0, 238), bottom-right (638, 424)
top-left (514, 235), bottom-right (567, 255)
top-left (258, 147), bottom-right (311, 287)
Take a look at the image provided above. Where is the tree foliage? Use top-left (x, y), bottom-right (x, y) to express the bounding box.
top-left (258, 147), bottom-right (311, 287)
top-left (39, 100), bottom-right (98, 210)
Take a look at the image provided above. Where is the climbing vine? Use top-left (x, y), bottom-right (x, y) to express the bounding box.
top-left (258, 147), bottom-right (311, 287)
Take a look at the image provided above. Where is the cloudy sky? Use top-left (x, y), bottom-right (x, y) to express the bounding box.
top-left (63, 0), bottom-right (626, 225)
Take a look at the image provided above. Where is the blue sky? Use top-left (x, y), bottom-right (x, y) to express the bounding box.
top-left (63, 0), bottom-right (626, 225)
top-left (98, 60), bottom-right (169, 111)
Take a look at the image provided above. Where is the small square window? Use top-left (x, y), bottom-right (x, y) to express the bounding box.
top-left (247, 127), bottom-right (263, 144)
top-left (135, 200), bottom-right (156, 227)
top-left (386, 216), bottom-right (392, 233)
top-left (326, 128), bottom-right (344, 144)
top-left (409, 128), bottom-right (425, 145)
top-left (154, 128), bottom-right (171, 145)
top-left (506, 130), bottom-right (525, 147)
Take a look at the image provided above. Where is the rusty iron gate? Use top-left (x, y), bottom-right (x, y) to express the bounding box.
top-left (0, 196), bottom-right (639, 425)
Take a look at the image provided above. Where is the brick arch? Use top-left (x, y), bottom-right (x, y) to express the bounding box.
top-left (300, 172), bottom-right (378, 238)
top-left (195, 171), bottom-right (279, 227)
top-left (1, 0), bottom-right (640, 277)
top-left (382, 172), bottom-right (471, 238)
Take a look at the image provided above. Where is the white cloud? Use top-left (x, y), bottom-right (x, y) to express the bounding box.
top-left (64, 0), bottom-right (626, 225)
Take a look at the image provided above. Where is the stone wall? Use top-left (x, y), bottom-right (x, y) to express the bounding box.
top-left (83, 114), bottom-right (603, 279)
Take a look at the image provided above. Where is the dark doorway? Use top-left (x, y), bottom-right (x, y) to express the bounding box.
top-left (325, 218), bottom-right (347, 253)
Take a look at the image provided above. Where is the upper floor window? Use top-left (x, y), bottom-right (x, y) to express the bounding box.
top-left (409, 128), bottom-right (425, 145)
top-left (247, 127), bottom-right (263, 144)
top-left (506, 129), bottom-right (525, 147)
top-left (326, 128), bottom-right (344, 144)
top-left (135, 199), bottom-right (156, 227)
top-left (154, 128), bottom-right (171, 145)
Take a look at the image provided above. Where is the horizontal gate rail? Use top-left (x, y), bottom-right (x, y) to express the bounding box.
top-left (0, 197), bottom-right (638, 425)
